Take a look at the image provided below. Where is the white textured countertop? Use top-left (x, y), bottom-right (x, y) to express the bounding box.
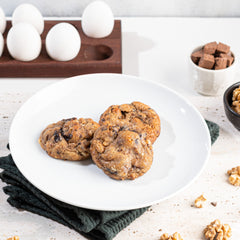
top-left (1, 17), bottom-right (240, 240)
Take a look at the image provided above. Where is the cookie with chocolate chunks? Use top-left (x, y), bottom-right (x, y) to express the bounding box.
top-left (99, 101), bottom-right (160, 144)
top-left (39, 118), bottom-right (99, 161)
top-left (90, 124), bottom-right (153, 180)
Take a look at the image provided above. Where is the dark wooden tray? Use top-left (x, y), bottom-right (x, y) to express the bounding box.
top-left (0, 20), bottom-right (122, 77)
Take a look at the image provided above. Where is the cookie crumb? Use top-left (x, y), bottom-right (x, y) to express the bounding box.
top-left (211, 202), bottom-right (217, 207)
top-left (227, 166), bottom-right (240, 186)
top-left (194, 194), bottom-right (206, 208)
top-left (204, 219), bottom-right (231, 240)
top-left (159, 229), bottom-right (162, 232)
top-left (160, 232), bottom-right (183, 240)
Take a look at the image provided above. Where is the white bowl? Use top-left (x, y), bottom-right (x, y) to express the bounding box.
top-left (189, 45), bottom-right (237, 96)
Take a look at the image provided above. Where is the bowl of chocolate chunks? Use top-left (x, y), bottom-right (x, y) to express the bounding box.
top-left (189, 42), bottom-right (237, 96)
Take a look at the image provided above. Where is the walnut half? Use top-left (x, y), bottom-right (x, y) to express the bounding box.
top-left (227, 166), bottom-right (240, 186)
top-left (160, 232), bottom-right (183, 240)
top-left (204, 219), bottom-right (231, 240)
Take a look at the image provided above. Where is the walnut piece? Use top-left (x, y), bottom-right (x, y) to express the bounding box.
top-left (160, 232), bottom-right (183, 240)
top-left (194, 194), bottom-right (207, 208)
top-left (7, 237), bottom-right (19, 240)
top-left (204, 219), bottom-right (231, 240)
top-left (227, 166), bottom-right (240, 186)
top-left (232, 86), bottom-right (240, 114)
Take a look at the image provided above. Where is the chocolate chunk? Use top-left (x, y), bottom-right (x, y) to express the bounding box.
top-left (53, 131), bottom-right (61, 143)
top-left (219, 53), bottom-right (234, 67)
top-left (215, 57), bottom-right (227, 70)
top-left (106, 168), bottom-right (118, 175)
top-left (121, 110), bottom-right (127, 118)
top-left (119, 126), bottom-right (125, 131)
top-left (203, 41), bottom-right (217, 54)
top-left (198, 54), bottom-right (215, 69)
top-left (62, 117), bottom-right (77, 123)
top-left (211, 202), bottom-right (217, 207)
top-left (135, 138), bottom-right (139, 144)
top-left (217, 42), bottom-right (230, 54)
top-left (191, 49), bottom-right (203, 64)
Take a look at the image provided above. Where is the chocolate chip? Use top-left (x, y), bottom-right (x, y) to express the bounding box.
top-left (53, 131), bottom-right (61, 143)
top-left (62, 117), bottom-right (77, 122)
top-left (106, 168), bottom-right (118, 175)
top-left (121, 110), bottom-right (127, 118)
top-left (119, 126), bottom-right (125, 131)
top-left (60, 128), bottom-right (73, 142)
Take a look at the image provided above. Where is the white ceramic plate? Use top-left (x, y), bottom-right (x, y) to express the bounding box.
top-left (9, 73), bottom-right (211, 211)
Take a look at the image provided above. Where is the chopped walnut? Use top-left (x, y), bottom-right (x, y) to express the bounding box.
top-left (160, 232), bottom-right (183, 240)
top-left (232, 86), bottom-right (240, 101)
top-left (7, 237), bottom-right (19, 240)
top-left (232, 86), bottom-right (240, 114)
top-left (194, 194), bottom-right (207, 208)
top-left (204, 219), bottom-right (231, 240)
top-left (227, 166), bottom-right (240, 186)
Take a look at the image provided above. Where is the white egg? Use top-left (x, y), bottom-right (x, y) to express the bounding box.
top-left (0, 7), bottom-right (6, 34)
top-left (46, 23), bottom-right (81, 61)
top-left (12, 3), bottom-right (44, 34)
top-left (7, 22), bottom-right (41, 61)
top-left (82, 1), bottom-right (114, 38)
top-left (0, 33), bottom-right (4, 57)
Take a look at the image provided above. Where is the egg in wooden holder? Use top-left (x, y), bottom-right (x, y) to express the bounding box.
top-left (0, 20), bottom-right (122, 77)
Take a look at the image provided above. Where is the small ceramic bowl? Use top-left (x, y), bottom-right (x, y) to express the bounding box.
top-left (189, 45), bottom-right (237, 96)
top-left (223, 81), bottom-right (240, 131)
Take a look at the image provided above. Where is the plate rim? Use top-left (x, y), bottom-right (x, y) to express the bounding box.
top-left (9, 73), bottom-right (211, 211)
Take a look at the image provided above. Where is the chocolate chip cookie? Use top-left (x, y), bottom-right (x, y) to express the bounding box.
top-left (90, 124), bottom-right (153, 180)
top-left (99, 101), bottom-right (160, 144)
top-left (39, 118), bottom-right (99, 161)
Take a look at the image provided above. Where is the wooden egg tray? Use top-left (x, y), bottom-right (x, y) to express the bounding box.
top-left (0, 20), bottom-right (122, 77)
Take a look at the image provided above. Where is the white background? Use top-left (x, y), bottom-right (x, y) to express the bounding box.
top-left (1, 0), bottom-right (240, 17)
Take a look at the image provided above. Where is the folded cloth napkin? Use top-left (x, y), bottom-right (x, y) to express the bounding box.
top-left (0, 120), bottom-right (219, 240)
